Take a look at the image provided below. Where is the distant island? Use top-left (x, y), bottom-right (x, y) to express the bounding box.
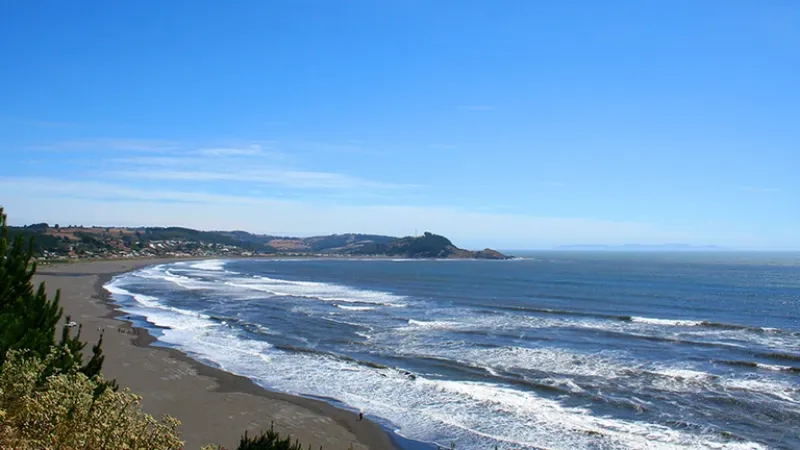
top-left (557, 244), bottom-right (725, 251)
top-left (8, 224), bottom-right (510, 261)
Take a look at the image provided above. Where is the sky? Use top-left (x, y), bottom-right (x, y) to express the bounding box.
top-left (0, 1), bottom-right (798, 249)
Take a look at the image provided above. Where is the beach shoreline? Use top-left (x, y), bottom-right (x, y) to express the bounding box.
top-left (34, 258), bottom-right (399, 450)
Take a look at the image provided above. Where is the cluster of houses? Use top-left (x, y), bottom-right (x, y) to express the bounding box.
top-left (37, 239), bottom-right (264, 262)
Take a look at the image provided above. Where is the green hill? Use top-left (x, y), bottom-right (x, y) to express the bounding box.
top-left (381, 232), bottom-right (508, 259)
top-left (11, 224), bottom-right (508, 260)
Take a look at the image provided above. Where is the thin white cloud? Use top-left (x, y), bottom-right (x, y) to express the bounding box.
top-left (33, 138), bottom-right (390, 191)
top-left (105, 150), bottom-right (413, 190)
top-left (0, 177), bottom-right (257, 204)
top-left (0, 176), bottom-right (735, 249)
top-left (193, 146), bottom-right (264, 157)
top-left (113, 156), bottom-right (202, 166)
top-left (108, 168), bottom-right (417, 190)
top-left (279, 140), bottom-right (385, 157)
top-left (741, 187), bottom-right (779, 193)
top-left (31, 138), bottom-right (179, 153)
top-left (30, 137), bottom-right (383, 160)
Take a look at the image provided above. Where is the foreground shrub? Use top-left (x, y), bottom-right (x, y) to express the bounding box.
top-left (0, 349), bottom-right (183, 450)
top-left (200, 423), bottom-right (309, 450)
top-left (236, 427), bottom-right (305, 450)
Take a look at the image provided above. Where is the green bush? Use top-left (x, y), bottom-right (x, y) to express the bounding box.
top-left (0, 349), bottom-right (182, 450)
top-left (201, 422), bottom-right (317, 450)
top-left (236, 426), bottom-right (305, 450)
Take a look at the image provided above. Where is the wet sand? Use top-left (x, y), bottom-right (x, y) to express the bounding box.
top-left (34, 259), bottom-right (397, 450)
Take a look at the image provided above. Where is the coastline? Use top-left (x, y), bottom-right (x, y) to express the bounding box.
top-left (34, 258), bottom-right (399, 450)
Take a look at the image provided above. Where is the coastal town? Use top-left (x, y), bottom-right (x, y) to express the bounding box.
top-left (12, 225), bottom-right (273, 261)
top-left (38, 239), bottom-right (262, 261)
top-left (10, 224), bottom-right (509, 261)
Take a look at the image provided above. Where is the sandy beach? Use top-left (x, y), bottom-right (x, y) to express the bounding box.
top-left (33, 259), bottom-right (397, 450)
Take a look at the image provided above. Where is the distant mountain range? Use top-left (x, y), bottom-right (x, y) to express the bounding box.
top-left (556, 244), bottom-right (725, 251)
top-left (8, 224), bottom-right (509, 260)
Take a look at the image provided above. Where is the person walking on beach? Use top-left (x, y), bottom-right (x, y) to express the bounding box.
top-left (358, 412), bottom-right (363, 421)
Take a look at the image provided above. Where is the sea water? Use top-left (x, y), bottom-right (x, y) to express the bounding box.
top-left (105, 252), bottom-right (800, 449)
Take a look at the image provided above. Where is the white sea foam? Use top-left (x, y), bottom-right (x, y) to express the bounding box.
top-left (190, 260), bottom-right (228, 271)
top-left (651, 368), bottom-right (714, 381)
top-left (131, 266), bottom-right (212, 290)
top-left (677, 328), bottom-right (796, 352)
top-left (131, 264), bottom-right (168, 279)
top-left (395, 313), bottom-right (573, 335)
top-left (250, 323), bottom-right (273, 334)
top-left (419, 380), bottom-right (699, 448)
top-left (336, 305), bottom-right (376, 311)
top-left (419, 345), bottom-right (629, 379)
top-left (407, 344), bottom-right (800, 407)
top-left (105, 282), bottom-right (210, 321)
top-left (105, 280), bottom-right (273, 365)
top-left (649, 366), bottom-right (800, 404)
top-left (392, 309), bottom-right (777, 352)
top-left (163, 270), bottom-right (212, 290)
top-left (624, 316), bottom-right (793, 350)
top-left (720, 378), bottom-right (800, 404)
top-left (223, 275), bottom-right (408, 307)
top-left (355, 331), bottom-right (372, 340)
top-left (756, 362), bottom-right (793, 372)
top-left (540, 377), bottom-right (586, 394)
top-left (127, 264), bottom-right (408, 307)
top-left (503, 312), bottom-right (790, 351)
top-left (631, 316), bottom-right (704, 327)
top-left (406, 319), bottom-right (463, 329)
top-left (105, 283), bottom-right (159, 307)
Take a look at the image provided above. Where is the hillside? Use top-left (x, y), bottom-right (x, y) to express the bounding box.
top-left (8, 225), bottom-right (508, 260)
top-left (369, 232), bottom-right (508, 259)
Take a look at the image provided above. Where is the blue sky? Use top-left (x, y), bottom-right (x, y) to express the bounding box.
top-left (1, 1), bottom-right (797, 249)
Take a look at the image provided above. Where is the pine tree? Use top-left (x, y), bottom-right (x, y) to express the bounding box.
top-left (0, 207), bottom-right (113, 391)
top-left (82, 328), bottom-right (118, 394)
top-left (0, 207), bottom-right (62, 365)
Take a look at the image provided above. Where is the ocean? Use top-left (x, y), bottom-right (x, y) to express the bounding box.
top-left (104, 252), bottom-right (800, 450)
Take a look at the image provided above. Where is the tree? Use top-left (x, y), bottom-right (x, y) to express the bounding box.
top-left (0, 207), bottom-right (111, 387)
top-left (0, 208), bottom-right (62, 365)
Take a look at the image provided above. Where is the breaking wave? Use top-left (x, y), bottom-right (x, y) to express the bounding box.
top-left (189, 259), bottom-right (228, 271)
